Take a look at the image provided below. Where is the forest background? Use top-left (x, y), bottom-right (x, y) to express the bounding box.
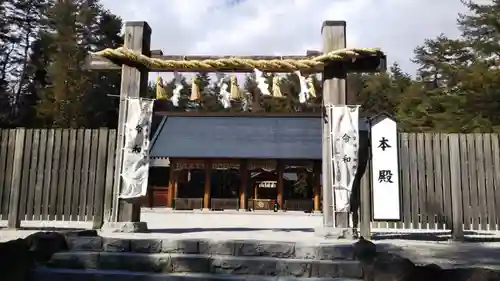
top-left (0, 0), bottom-right (499, 132)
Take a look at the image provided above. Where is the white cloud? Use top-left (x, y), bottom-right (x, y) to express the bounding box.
top-left (99, 0), bottom-right (484, 80)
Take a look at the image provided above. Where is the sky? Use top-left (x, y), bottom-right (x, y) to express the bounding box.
top-left (99, 0), bottom-right (488, 79)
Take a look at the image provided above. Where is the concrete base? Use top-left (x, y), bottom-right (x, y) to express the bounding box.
top-left (100, 221), bottom-right (149, 233)
top-left (314, 226), bottom-right (353, 239)
top-left (202, 208), bottom-right (210, 212)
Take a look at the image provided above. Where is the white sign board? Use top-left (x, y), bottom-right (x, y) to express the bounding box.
top-left (370, 114), bottom-right (401, 220)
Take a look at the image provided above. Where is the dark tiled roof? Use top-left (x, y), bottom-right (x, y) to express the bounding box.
top-left (150, 115), bottom-right (325, 159)
top-left (150, 115), bottom-right (369, 160)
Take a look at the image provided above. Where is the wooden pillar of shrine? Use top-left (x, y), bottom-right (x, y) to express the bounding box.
top-left (203, 160), bottom-right (212, 210)
top-left (276, 161), bottom-right (284, 209)
top-left (167, 166), bottom-right (175, 209)
top-left (172, 171), bottom-right (178, 207)
top-left (239, 160), bottom-right (248, 210)
top-left (313, 161), bottom-right (321, 212)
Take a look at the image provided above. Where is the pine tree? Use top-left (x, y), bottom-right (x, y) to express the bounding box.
top-left (16, 32), bottom-right (54, 127)
top-left (82, 8), bottom-right (123, 128)
top-left (37, 0), bottom-right (84, 127)
top-left (458, 0), bottom-right (500, 63)
top-left (8, 0), bottom-right (52, 104)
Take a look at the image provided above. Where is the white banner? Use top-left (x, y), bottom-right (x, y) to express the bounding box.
top-left (328, 105), bottom-right (360, 212)
top-left (119, 97), bottom-right (154, 199)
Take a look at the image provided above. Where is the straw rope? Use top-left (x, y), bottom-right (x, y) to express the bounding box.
top-left (92, 47), bottom-right (383, 72)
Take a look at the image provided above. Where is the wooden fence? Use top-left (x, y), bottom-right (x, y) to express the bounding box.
top-left (0, 128), bottom-right (117, 229)
top-left (371, 133), bottom-right (500, 232)
top-left (1, 129), bottom-right (500, 234)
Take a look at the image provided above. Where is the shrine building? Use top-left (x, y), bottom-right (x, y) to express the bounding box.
top-left (147, 111), bottom-right (368, 212)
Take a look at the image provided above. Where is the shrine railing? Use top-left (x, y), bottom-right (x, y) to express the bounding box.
top-left (174, 198), bottom-right (203, 210)
top-left (248, 199), bottom-right (274, 211)
top-left (284, 199), bottom-right (314, 212)
top-left (211, 198), bottom-right (239, 210)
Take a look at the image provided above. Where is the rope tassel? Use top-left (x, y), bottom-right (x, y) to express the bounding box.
top-left (190, 76), bottom-right (200, 101)
top-left (230, 75), bottom-right (240, 100)
top-left (155, 76), bottom-right (168, 100)
top-left (272, 76), bottom-right (282, 97)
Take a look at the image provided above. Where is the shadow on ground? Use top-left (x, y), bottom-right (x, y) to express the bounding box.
top-left (372, 230), bottom-right (500, 242)
top-left (151, 227), bottom-right (315, 234)
top-left (0, 227), bottom-right (87, 232)
top-left (375, 242), bottom-right (500, 268)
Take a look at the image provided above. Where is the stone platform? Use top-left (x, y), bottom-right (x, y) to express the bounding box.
top-left (28, 232), bottom-right (500, 281)
top-left (39, 236), bottom-right (362, 280)
top-left (3, 211), bottom-right (500, 280)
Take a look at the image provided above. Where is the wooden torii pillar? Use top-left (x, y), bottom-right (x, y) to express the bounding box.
top-left (87, 21), bottom-right (151, 228)
top-left (313, 21), bottom-right (385, 238)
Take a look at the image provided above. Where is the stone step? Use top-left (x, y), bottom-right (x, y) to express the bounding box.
top-left (47, 252), bottom-right (362, 278)
top-left (67, 237), bottom-right (354, 260)
top-left (34, 268), bottom-right (363, 281)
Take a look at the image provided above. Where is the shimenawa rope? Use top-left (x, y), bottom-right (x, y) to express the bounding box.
top-left (92, 47), bottom-right (383, 72)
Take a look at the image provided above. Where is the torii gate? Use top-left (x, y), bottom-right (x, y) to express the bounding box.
top-left (87, 20), bottom-right (385, 237)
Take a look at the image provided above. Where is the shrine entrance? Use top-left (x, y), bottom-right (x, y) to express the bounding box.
top-left (156, 158), bottom-right (321, 212)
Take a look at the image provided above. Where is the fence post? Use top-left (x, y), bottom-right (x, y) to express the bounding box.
top-left (360, 139), bottom-right (372, 238)
top-left (448, 134), bottom-right (464, 240)
top-left (7, 128), bottom-right (25, 229)
top-left (93, 128), bottom-right (110, 229)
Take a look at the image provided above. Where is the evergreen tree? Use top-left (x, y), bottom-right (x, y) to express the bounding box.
top-left (8, 0), bottom-right (52, 104)
top-left (82, 8), bottom-right (122, 128)
top-left (458, 0), bottom-right (500, 63)
top-left (16, 32), bottom-right (54, 127)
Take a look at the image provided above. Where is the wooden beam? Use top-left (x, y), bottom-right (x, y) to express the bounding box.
top-left (86, 49), bottom-right (385, 73)
top-left (239, 160), bottom-right (248, 210)
top-left (276, 160), bottom-right (284, 210)
top-left (86, 52), bottom-right (319, 72)
top-left (203, 160), bottom-right (212, 210)
top-left (7, 129), bottom-right (25, 229)
top-left (449, 134), bottom-right (464, 240)
top-left (115, 21), bottom-right (151, 223)
top-left (307, 50), bottom-right (387, 73)
top-left (313, 161), bottom-right (321, 212)
top-left (324, 21), bottom-right (351, 228)
top-left (359, 140), bottom-right (372, 238)
top-left (321, 20), bottom-right (343, 229)
top-left (167, 167), bottom-right (174, 209)
top-left (173, 172), bottom-right (178, 202)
